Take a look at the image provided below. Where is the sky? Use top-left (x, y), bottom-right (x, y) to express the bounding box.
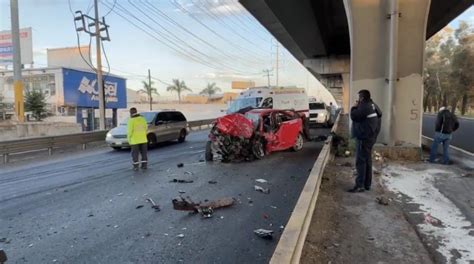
top-left (0, 1), bottom-right (473, 103)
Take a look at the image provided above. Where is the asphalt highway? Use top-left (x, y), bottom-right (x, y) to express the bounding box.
top-left (0, 129), bottom-right (328, 264)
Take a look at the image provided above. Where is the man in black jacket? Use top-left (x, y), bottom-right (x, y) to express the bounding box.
top-left (349, 90), bottom-right (382, 193)
top-left (429, 106), bottom-right (459, 164)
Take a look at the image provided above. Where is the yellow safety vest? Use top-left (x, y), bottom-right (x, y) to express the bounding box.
top-left (127, 115), bottom-right (148, 145)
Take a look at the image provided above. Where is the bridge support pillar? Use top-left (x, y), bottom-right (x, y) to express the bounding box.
top-left (343, 0), bottom-right (430, 147)
top-left (304, 56), bottom-right (351, 113)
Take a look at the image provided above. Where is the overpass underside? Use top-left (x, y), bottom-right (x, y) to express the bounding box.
top-left (240, 0), bottom-right (473, 147)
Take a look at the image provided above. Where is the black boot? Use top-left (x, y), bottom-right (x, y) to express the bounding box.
top-left (141, 161), bottom-right (148, 170)
top-left (347, 186), bottom-right (365, 193)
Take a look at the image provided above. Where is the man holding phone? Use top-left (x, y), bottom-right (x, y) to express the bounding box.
top-left (349, 90), bottom-right (382, 193)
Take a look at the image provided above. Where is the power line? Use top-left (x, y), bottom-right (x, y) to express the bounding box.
top-left (142, 0), bottom-right (265, 69)
top-left (169, 0), bottom-right (269, 60)
top-left (102, 0), bottom-right (117, 17)
top-left (126, 0), bottom-right (251, 73)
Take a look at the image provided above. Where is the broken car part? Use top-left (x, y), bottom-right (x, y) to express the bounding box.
top-left (254, 185), bottom-right (270, 194)
top-left (146, 198), bottom-right (161, 211)
top-left (172, 196), bottom-right (235, 217)
top-left (254, 229), bottom-right (274, 239)
top-left (170, 179), bottom-right (194, 183)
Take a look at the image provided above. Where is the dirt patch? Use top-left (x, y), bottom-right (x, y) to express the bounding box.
top-left (301, 157), bottom-right (433, 264)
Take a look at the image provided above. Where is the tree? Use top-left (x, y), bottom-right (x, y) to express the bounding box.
top-left (199, 82), bottom-right (221, 98)
top-left (25, 89), bottom-right (47, 121)
top-left (138, 80), bottom-right (159, 110)
top-left (167, 79), bottom-right (192, 104)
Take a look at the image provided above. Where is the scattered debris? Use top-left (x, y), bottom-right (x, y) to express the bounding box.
top-left (170, 179), bottom-right (194, 183)
top-left (177, 163), bottom-right (184, 168)
top-left (313, 135), bottom-right (328, 142)
top-left (424, 213), bottom-right (441, 226)
top-left (208, 180), bottom-right (217, 184)
top-left (374, 169), bottom-right (381, 175)
top-left (135, 205), bottom-right (144, 209)
top-left (144, 233), bottom-right (151, 238)
top-left (178, 190), bottom-right (186, 194)
top-left (254, 185), bottom-right (270, 194)
top-left (177, 234), bottom-right (185, 238)
top-left (28, 243), bottom-right (34, 248)
top-left (254, 229), bottom-right (274, 239)
top-left (146, 198), bottom-right (161, 212)
top-left (184, 171), bottom-right (193, 175)
top-left (376, 196), bottom-right (390, 206)
top-left (255, 179), bottom-right (268, 183)
top-left (113, 225), bottom-right (119, 229)
top-left (88, 214), bottom-right (94, 217)
top-left (117, 193), bottom-right (123, 196)
top-left (270, 206), bottom-right (277, 209)
top-left (367, 236), bottom-right (375, 241)
top-left (461, 173), bottom-right (474, 178)
top-left (199, 159), bottom-right (205, 162)
top-left (172, 196), bottom-right (235, 218)
top-left (279, 225), bottom-right (285, 230)
top-left (344, 151), bottom-right (351, 157)
top-left (0, 250), bottom-right (7, 263)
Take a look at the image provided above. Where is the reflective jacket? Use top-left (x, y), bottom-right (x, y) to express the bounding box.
top-left (127, 114), bottom-right (148, 145)
top-left (351, 99), bottom-right (382, 140)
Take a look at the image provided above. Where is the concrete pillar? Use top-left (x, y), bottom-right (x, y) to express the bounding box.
top-left (303, 56), bottom-right (350, 113)
top-left (341, 73), bottom-right (350, 114)
top-left (343, 0), bottom-right (430, 146)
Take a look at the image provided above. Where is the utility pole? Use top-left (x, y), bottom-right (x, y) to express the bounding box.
top-left (276, 42), bottom-right (279, 87)
top-left (263, 69), bottom-right (273, 87)
top-left (10, 0), bottom-right (24, 123)
top-left (148, 69), bottom-right (152, 111)
top-left (94, 0), bottom-right (105, 130)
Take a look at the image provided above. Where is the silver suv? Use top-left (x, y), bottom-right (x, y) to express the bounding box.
top-left (105, 111), bottom-right (188, 150)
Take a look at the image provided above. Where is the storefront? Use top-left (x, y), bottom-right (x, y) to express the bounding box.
top-left (0, 67), bottom-right (127, 130)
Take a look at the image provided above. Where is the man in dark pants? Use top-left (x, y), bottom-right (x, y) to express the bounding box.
top-left (349, 90), bottom-right (382, 193)
top-left (127, 107), bottom-right (149, 171)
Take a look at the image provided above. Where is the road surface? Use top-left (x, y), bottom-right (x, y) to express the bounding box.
top-left (423, 114), bottom-right (474, 153)
top-left (0, 129), bottom-right (328, 263)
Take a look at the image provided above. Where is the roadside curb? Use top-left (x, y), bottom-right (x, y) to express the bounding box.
top-left (270, 115), bottom-right (339, 264)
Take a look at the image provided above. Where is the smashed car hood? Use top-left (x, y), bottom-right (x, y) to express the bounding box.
top-left (215, 113), bottom-right (254, 139)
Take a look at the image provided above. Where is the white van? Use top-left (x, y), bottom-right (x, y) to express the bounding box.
top-left (227, 86), bottom-right (309, 116)
top-left (308, 98), bottom-right (331, 127)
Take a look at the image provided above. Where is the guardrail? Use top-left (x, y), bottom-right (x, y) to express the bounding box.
top-left (270, 114), bottom-right (341, 263)
top-left (0, 119), bottom-right (216, 164)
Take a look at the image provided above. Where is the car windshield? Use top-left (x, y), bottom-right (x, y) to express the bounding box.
top-left (227, 97), bottom-right (262, 113)
top-left (244, 112), bottom-right (260, 128)
top-left (118, 112), bottom-right (155, 126)
top-left (310, 103), bottom-right (325, 110)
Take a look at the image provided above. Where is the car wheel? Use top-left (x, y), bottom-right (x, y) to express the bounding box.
top-left (178, 129), bottom-right (186, 143)
top-left (205, 141), bottom-right (213, 161)
top-left (147, 134), bottom-right (157, 148)
top-left (252, 140), bottom-right (265, 159)
top-left (112, 147), bottom-right (122, 151)
top-left (293, 133), bottom-right (304, 152)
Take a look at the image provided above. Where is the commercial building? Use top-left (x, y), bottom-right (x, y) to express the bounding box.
top-left (0, 67), bottom-right (127, 130)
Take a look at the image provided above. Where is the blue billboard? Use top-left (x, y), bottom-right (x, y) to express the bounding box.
top-left (63, 68), bottom-right (127, 108)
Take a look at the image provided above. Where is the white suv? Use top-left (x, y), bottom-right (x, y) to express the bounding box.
top-left (105, 111), bottom-right (188, 150)
top-left (309, 102), bottom-right (331, 127)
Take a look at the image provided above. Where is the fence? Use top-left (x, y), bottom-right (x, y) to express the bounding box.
top-left (0, 118), bottom-right (216, 164)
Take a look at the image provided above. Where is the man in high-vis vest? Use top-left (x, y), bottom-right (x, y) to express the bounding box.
top-left (127, 107), bottom-right (148, 170)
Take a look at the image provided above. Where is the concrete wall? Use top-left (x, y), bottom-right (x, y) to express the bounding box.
top-left (343, 0), bottom-right (430, 146)
top-left (0, 122), bottom-right (82, 141)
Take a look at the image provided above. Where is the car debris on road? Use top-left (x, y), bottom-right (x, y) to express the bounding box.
top-left (177, 163), bottom-right (184, 168)
top-left (146, 198), bottom-right (161, 212)
top-left (208, 180), bottom-right (217, 184)
top-left (254, 229), bottom-right (274, 239)
top-left (254, 185), bottom-right (270, 194)
top-left (255, 179), bottom-right (268, 183)
top-left (170, 179), bottom-right (194, 183)
top-left (0, 249), bottom-right (7, 264)
top-left (172, 196), bottom-right (236, 218)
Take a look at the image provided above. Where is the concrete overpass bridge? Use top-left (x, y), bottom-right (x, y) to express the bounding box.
top-left (239, 0), bottom-right (473, 147)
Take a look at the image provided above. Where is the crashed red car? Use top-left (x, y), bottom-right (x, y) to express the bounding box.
top-left (205, 109), bottom-right (305, 162)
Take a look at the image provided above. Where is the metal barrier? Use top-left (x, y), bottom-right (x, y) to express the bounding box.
top-left (0, 119), bottom-right (216, 164)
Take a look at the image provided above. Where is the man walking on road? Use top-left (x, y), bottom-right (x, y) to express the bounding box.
top-left (349, 90), bottom-right (382, 193)
top-left (127, 107), bottom-right (149, 171)
top-left (429, 105), bottom-right (459, 165)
